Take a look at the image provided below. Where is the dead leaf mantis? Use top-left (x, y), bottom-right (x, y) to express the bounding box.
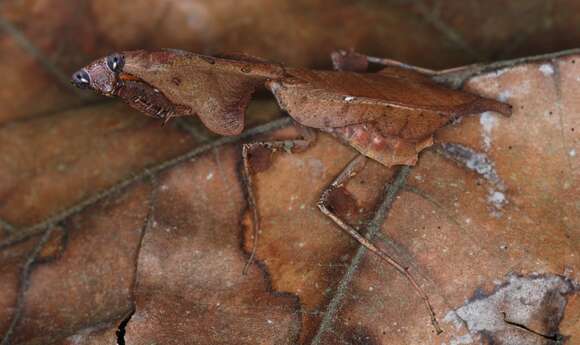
top-left (72, 49), bottom-right (512, 333)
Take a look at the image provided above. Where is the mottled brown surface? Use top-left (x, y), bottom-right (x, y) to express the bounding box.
top-left (1, 1), bottom-right (580, 345)
top-left (0, 103), bottom-right (194, 228)
top-left (10, 184), bottom-right (150, 345)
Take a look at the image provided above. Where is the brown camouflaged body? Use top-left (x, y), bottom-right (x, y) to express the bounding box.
top-left (75, 49), bottom-right (511, 166)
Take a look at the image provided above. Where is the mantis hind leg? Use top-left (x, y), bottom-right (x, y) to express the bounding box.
top-left (317, 155), bottom-right (443, 334)
top-left (331, 49), bottom-right (476, 77)
top-left (241, 124), bottom-right (316, 274)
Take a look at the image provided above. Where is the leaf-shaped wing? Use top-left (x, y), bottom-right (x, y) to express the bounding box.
top-left (267, 68), bottom-right (512, 133)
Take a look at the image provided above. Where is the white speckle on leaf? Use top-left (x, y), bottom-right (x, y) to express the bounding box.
top-left (307, 158), bottom-right (325, 178)
top-left (480, 112), bottom-right (497, 151)
top-left (344, 96), bottom-right (355, 102)
top-left (569, 149), bottom-right (576, 157)
top-left (488, 191), bottom-right (506, 209)
top-left (498, 90), bottom-right (511, 102)
top-left (539, 63), bottom-right (554, 76)
top-left (206, 172), bottom-right (214, 180)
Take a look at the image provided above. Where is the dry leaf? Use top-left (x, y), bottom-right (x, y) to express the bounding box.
top-left (1, 52), bottom-right (578, 345)
top-left (2, 2), bottom-right (580, 345)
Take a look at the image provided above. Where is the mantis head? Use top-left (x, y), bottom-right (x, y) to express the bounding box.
top-left (71, 53), bottom-right (125, 96)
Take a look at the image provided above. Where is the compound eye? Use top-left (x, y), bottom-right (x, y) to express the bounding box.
top-left (71, 69), bottom-right (91, 89)
top-left (106, 53), bottom-right (125, 72)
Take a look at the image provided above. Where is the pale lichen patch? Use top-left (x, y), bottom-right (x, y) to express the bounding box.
top-left (444, 273), bottom-right (578, 345)
top-left (479, 112), bottom-right (497, 152)
top-left (440, 143), bottom-right (508, 215)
